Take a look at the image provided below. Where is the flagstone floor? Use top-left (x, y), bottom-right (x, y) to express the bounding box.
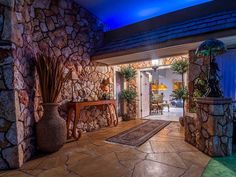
top-left (0, 120), bottom-right (211, 177)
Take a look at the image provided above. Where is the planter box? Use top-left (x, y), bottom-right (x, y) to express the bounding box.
top-left (185, 97), bottom-right (233, 157)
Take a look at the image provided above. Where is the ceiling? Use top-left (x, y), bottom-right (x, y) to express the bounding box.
top-left (76, 0), bottom-right (211, 31)
top-left (92, 35), bottom-right (236, 65)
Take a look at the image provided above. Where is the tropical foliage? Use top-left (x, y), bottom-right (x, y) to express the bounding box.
top-left (196, 39), bottom-right (226, 97)
top-left (35, 55), bottom-right (71, 103)
top-left (120, 66), bottom-right (137, 81)
top-left (170, 87), bottom-right (188, 101)
top-left (120, 89), bottom-right (137, 103)
top-left (171, 60), bottom-right (188, 76)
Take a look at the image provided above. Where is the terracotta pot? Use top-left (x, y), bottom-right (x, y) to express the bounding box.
top-left (36, 103), bottom-right (66, 153)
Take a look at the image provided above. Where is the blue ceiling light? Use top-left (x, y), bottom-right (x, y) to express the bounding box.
top-left (76, 0), bottom-right (211, 31)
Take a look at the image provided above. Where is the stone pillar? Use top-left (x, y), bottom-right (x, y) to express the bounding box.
top-left (196, 97), bottom-right (233, 156)
top-left (0, 44), bottom-right (21, 169)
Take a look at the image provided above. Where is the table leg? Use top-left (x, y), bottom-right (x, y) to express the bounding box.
top-left (73, 107), bottom-right (82, 140)
top-left (66, 107), bottom-right (73, 139)
top-left (112, 104), bottom-right (118, 126)
top-left (107, 104), bottom-right (113, 126)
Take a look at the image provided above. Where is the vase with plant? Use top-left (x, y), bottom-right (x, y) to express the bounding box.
top-left (171, 60), bottom-right (188, 125)
top-left (119, 89), bottom-right (137, 121)
top-left (35, 55), bottom-right (71, 152)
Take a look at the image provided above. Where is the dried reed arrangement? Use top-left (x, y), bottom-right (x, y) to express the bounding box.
top-left (35, 55), bottom-right (71, 103)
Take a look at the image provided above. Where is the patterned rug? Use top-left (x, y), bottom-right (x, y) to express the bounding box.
top-left (106, 120), bottom-right (171, 147)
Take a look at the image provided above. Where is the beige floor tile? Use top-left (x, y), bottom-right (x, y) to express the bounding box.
top-left (133, 160), bottom-right (185, 177)
top-left (150, 141), bottom-right (176, 153)
top-left (179, 151), bottom-right (211, 167)
top-left (147, 152), bottom-right (187, 169)
top-left (69, 152), bottom-right (130, 177)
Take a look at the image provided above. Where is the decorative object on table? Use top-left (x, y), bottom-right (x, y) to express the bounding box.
top-left (106, 120), bottom-right (170, 146)
top-left (35, 54), bottom-right (71, 153)
top-left (171, 59), bottom-right (188, 126)
top-left (120, 66), bottom-right (137, 121)
top-left (195, 38), bottom-right (226, 97)
top-left (100, 78), bottom-right (111, 100)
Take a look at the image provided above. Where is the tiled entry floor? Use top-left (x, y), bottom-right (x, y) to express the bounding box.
top-left (145, 107), bottom-right (183, 122)
top-left (0, 120), bottom-right (211, 177)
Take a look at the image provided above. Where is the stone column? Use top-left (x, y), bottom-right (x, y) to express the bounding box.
top-left (196, 97), bottom-right (233, 156)
top-left (0, 44), bottom-right (21, 169)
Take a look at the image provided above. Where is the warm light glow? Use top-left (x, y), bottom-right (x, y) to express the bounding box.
top-left (157, 83), bottom-right (168, 91)
top-left (152, 59), bottom-right (162, 66)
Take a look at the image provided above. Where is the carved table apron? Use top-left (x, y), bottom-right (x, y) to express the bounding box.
top-left (67, 100), bottom-right (118, 140)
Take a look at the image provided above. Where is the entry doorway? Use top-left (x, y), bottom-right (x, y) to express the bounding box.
top-left (139, 67), bottom-right (183, 121)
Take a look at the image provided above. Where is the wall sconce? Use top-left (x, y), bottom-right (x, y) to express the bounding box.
top-left (152, 59), bottom-right (162, 72)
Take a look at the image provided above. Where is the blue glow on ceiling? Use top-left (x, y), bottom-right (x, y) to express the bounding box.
top-left (76, 0), bottom-right (211, 31)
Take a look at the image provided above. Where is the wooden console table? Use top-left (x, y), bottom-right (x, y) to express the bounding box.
top-left (67, 100), bottom-right (118, 140)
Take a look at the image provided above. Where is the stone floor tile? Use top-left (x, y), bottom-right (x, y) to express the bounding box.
top-left (0, 171), bottom-right (33, 177)
top-left (115, 149), bottom-right (147, 161)
top-left (179, 151), bottom-right (211, 167)
top-left (69, 152), bottom-right (130, 177)
top-left (37, 166), bottom-right (69, 177)
top-left (132, 160), bottom-right (185, 177)
top-left (137, 141), bottom-right (153, 153)
top-left (150, 141), bottom-right (176, 153)
top-left (147, 152), bottom-right (187, 169)
top-left (180, 164), bottom-right (204, 177)
top-left (170, 141), bottom-right (198, 152)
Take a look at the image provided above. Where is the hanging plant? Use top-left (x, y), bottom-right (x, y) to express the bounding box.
top-left (195, 39), bottom-right (226, 97)
top-left (120, 66), bottom-right (137, 81)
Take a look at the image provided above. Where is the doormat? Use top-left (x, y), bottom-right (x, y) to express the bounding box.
top-left (106, 120), bottom-right (171, 147)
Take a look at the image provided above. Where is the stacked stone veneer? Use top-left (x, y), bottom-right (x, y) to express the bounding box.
top-left (0, 0), bottom-right (114, 169)
top-left (184, 98), bottom-right (233, 156)
top-left (188, 50), bottom-right (209, 112)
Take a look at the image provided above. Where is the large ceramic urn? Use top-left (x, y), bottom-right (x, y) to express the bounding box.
top-left (36, 103), bottom-right (66, 153)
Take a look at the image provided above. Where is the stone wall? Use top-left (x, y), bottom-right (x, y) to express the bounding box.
top-left (184, 98), bottom-right (233, 156)
top-left (188, 50), bottom-right (209, 112)
top-left (0, 0), bottom-right (113, 169)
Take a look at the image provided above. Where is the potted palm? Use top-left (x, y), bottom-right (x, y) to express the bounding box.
top-left (171, 60), bottom-right (188, 125)
top-left (119, 89), bottom-right (137, 121)
top-left (35, 55), bottom-right (71, 153)
top-left (120, 66), bottom-right (137, 120)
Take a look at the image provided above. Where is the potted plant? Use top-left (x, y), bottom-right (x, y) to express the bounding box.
top-left (171, 60), bottom-right (188, 125)
top-left (119, 89), bottom-right (137, 121)
top-left (35, 55), bottom-right (71, 153)
top-left (120, 66), bottom-right (137, 82)
top-left (120, 66), bottom-right (137, 120)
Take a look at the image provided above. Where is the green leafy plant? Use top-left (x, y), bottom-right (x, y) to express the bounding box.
top-left (195, 39), bottom-right (226, 97)
top-left (35, 55), bottom-right (71, 103)
top-left (171, 60), bottom-right (188, 118)
top-left (120, 66), bottom-right (137, 81)
top-left (171, 87), bottom-right (189, 101)
top-left (119, 89), bottom-right (137, 103)
top-left (171, 60), bottom-right (188, 86)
